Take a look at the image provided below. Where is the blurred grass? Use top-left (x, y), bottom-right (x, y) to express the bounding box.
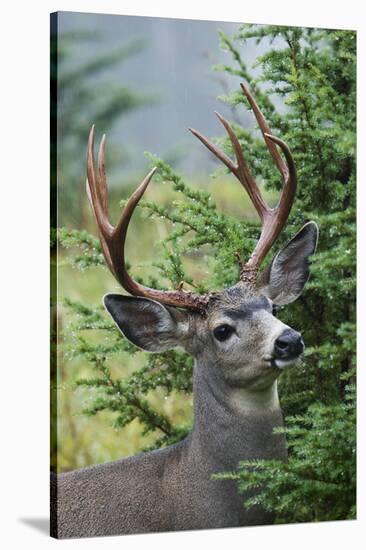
top-left (56, 173), bottom-right (278, 472)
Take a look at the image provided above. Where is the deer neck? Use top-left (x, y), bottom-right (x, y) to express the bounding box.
top-left (189, 358), bottom-right (287, 470)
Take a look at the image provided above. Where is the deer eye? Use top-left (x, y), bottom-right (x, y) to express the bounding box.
top-left (213, 324), bottom-right (235, 342)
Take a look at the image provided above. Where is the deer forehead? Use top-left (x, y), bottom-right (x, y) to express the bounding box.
top-left (200, 286), bottom-right (273, 330)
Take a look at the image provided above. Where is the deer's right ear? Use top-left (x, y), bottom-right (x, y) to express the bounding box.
top-left (103, 294), bottom-right (190, 352)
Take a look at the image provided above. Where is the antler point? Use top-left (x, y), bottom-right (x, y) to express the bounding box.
top-left (89, 124), bottom-right (95, 140)
top-left (240, 82), bottom-right (249, 93)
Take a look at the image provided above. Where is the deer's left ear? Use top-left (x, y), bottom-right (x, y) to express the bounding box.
top-left (258, 221), bottom-right (319, 306)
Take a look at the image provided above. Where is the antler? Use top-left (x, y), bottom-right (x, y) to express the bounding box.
top-left (86, 85), bottom-right (296, 310)
top-left (189, 83), bottom-right (297, 281)
top-left (86, 125), bottom-right (209, 311)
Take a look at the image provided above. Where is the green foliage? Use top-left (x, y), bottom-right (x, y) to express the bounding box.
top-left (142, 153), bottom-right (259, 290)
top-left (55, 228), bottom-right (104, 269)
top-left (66, 306), bottom-right (194, 450)
top-left (212, 24), bottom-right (356, 522)
top-left (55, 23), bottom-right (356, 522)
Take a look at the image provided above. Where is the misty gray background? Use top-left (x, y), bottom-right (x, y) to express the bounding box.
top-left (58, 11), bottom-right (268, 177)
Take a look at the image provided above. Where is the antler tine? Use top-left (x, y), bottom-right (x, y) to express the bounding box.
top-left (86, 125), bottom-right (113, 239)
top-left (265, 133), bottom-right (296, 216)
top-left (86, 177), bottom-right (116, 278)
top-left (109, 167), bottom-right (157, 296)
top-left (86, 126), bottom-right (210, 312)
top-left (245, 133), bottom-right (297, 271)
top-left (240, 83), bottom-right (288, 181)
top-left (188, 126), bottom-right (237, 175)
top-left (214, 111), bottom-right (268, 220)
top-left (189, 84), bottom-right (297, 277)
top-left (189, 118), bottom-right (266, 221)
top-left (97, 133), bottom-right (109, 215)
top-left (86, 126), bottom-right (118, 277)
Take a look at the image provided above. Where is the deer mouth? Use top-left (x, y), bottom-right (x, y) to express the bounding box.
top-left (270, 356), bottom-right (300, 369)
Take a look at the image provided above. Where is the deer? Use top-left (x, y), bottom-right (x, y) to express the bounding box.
top-left (51, 84), bottom-right (318, 539)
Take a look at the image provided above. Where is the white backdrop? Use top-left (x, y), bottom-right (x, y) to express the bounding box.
top-left (1, 1), bottom-right (364, 549)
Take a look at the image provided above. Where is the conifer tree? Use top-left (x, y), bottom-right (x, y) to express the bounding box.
top-left (212, 24), bottom-right (356, 522)
top-left (55, 24), bottom-right (356, 521)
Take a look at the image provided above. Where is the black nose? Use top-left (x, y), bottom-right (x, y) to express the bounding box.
top-left (274, 329), bottom-right (304, 359)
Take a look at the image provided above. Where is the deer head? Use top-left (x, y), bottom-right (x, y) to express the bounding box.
top-left (86, 84), bottom-right (318, 392)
